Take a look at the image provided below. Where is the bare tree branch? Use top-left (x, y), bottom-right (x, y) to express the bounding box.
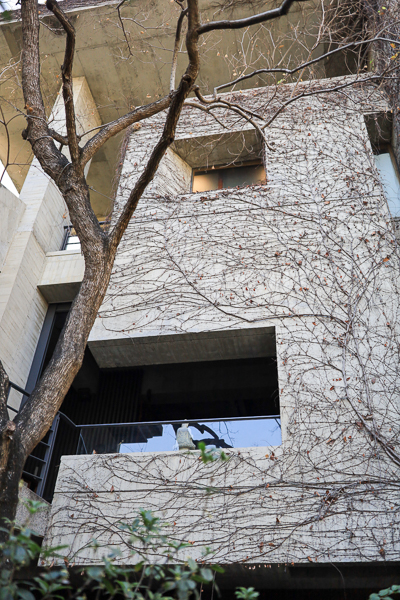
top-left (0, 362), bottom-right (9, 430)
top-left (262, 71), bottom-right (395, 128)
top-left (45, 0), bottom-right (80, 167)
top-left (197, 0), bottom-right (309, 35)
top-left (48, 127), bottom-right (76, 147)
top-left (170, 7), bottom-right (188, 92)
top-left (80, 95), bottom-right (173, 168)
top-left (20, 0), bottom-right (67, 184)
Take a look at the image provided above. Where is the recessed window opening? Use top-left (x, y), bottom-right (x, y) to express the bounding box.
top-left (373, 144), bottom-right (400, 217)
top-left (192, 160), bottom-right (266, 193)
top-left (24, 314), bottom-right (280, 501)
top-left (76, 356), bottom-right (281, 456)
top-left (62, 226), bottom-right (80, 251)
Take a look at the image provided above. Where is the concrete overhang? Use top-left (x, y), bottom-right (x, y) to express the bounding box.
top-left (172, 128), bottom-right (262, 169)
top-left (38, 250), bottom-right (84, 303)
top-left (88, 326), bottom-right (276, 368)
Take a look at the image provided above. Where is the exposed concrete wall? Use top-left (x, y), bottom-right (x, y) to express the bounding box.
top-left (16, 485), bottom-right (50, 538)
top-left (38, 250), bottom-right (85, 303)
top-left (89, 76), bottom-right (392, 352)
top-left (45, 448), bottom-right (399, 565)
top-left (45, 78), bottom-right (400, 567)
top-left (0, 184), bottom-right (25, 270)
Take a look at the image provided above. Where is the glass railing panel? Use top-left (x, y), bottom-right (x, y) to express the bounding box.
top-left (64, 235), bottom-right (80, 251)
top-left (76, 417), bottom-right (281, 455)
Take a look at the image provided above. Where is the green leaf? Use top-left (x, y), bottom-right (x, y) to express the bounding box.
top-left (103, 579), bottom-right (116, 595)
top-left (32, 579), bottom-right (49, 593)
top-left (163, 581), bottom-right (177, 592)
top-left (14, 545), bottom-right (29, 565)
top-left (24, 500), bottom-right (47, 515)
top-left (0, 9), bottom-right (12, 22)
top-left (86, 566), bottom-right (104, 581)
top-left (235, 587), bottom-right (260, 600)
top-left (200, 568), bottom-right (213, 582)
top-left (187, 558), bottom-right (197, 571)
top-left (118, 580), bottom-right (135, 598)
top-left (192, 575), bottom-right (208, 583)
top-left (198, 442), bottom-right (216, 464)
top-left (211, 565), bottom-right (225, 573)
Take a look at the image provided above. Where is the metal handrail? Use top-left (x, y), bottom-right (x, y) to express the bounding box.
top-left (74, 415), bottom-right (281, 453)
top-left (61, 221), bottom-right (109, 250)
top-left (9, 381), bottom-right (30, 396)
top-left (8, 380), bottom-right (280, 486)
top-left (68, 414), bottom-right (280, 430)
top-left (58, 411), bottom-right (79, 429)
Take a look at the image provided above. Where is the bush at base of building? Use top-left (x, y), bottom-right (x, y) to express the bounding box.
top-left (0, 500), bottom-right (256, 600)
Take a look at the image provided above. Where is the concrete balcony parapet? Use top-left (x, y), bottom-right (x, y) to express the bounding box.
top-left (38, 250), bottom-right (84, 303)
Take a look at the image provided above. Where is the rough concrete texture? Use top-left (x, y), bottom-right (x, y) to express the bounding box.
top-left (44, 77), bottom-right (400, 567)
top-left (0, 184), bottom-right (24, 270)
top-left (16, 484), bottom-right (50, 538)
top-left (45, 448), bottom-right (399, 565)
top-left (38, 250), bottom-right (85, 303)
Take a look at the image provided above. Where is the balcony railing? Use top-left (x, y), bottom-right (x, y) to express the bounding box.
top-left (61, 221), bottom-right (109, 251)
top-left (7, 382), bottom-right (58, 497)
top-left (76, 415), bottom-right (281, 454)
top-left (7, 381), bottom-right (281, 499)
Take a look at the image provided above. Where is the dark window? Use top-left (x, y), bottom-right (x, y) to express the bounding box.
top-left (193, 161), bottom-right (266, 193)
top-left (76, 357), bottom-right (281, 456)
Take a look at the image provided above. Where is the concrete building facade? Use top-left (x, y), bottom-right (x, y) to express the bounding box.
top-left (1, 0), bottom-right (399, 597)
top-left (43, 78), bottom-right (400, 580)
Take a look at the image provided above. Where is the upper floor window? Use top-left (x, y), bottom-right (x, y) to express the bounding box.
top-left (373, 145), bottom-right (400, 217)
top-left (192, 161), bottom-right (266, 193)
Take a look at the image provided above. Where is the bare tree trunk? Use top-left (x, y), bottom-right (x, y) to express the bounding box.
top-left (0, 438), bottom-right (24, 543)
top-left (0, 0), bottom-right (201, 522)
top-left (0, 361), bottom-right (24, 578)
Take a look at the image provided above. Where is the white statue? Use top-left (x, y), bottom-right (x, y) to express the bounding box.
top-left (176, 422), bottom-right (196, 450)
